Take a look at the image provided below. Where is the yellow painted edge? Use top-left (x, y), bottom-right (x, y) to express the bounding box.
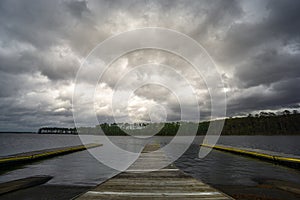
top-left (0, 144), bottom-right (102, 164)
top-left (201, 144), bottom-right (300, 164)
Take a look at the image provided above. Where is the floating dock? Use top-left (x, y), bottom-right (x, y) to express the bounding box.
top-left (201, 144), bottom-right (300, 169)
top-left (76, 144), bottom-right (232, 200)
top-left (0, 143), bottom-right (102, 167)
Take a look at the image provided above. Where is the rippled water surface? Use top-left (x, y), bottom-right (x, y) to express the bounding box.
top-left (1, 134), bottom-right (300, 198)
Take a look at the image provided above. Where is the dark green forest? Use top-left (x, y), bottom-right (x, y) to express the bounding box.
top-left (75, 110), bottom-right (300, 136)
top-left (219, 111), bottom-right (300, 135)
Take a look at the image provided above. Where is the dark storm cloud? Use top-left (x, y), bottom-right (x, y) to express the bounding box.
top-left (266, 0), bottom-right (300, 40)
top-left (0, 73), bottom-right (24, 97)
top-left (0, 0), bottom-right (82, 83)
top-left (0, 50), bottom-right (38, 75)
top-left (66, 0), bottom-right (90, 18)
top-left (191, 0), bottom-right (243, 38)
top-left (227, 78), bottom-right (300, 116)
top-left (217, 0), bottom-right (300, 116)
top-left (0, 1), bottom-right (66, 49)
top-left (0, 0), bottom-right (299, 131)
top-left (235, 50), bottom-right (300, 88)
top-left (0, 94), bottom-right (74, 131)
top-left (217, 0), bottom-right (300, 65)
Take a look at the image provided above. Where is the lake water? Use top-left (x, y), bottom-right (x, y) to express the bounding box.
top-left (1, 134), bottom-right (300, 199)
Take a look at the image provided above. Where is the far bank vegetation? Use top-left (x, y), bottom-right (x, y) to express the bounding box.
top-left (73, 110), bottom-right (300, 136)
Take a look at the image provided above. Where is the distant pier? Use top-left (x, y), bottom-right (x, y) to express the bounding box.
top-left (37, 127), bottom-right (78, 135)
top-left (76, 144), bottom-right (232, 200)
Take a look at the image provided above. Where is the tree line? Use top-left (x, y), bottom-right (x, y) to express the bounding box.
top-left (75, 110), bottom-right (300, 136)
top-left (39, 110), bottom-right (299, 135)
top-left (219, 110), bottom-right (300, 135)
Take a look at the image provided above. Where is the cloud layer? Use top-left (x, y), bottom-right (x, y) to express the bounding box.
top-left (0, 0), bottom-right (299, 131)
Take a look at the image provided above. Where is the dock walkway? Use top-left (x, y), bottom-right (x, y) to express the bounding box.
top-left (76, 144), bottom-right (232, 200)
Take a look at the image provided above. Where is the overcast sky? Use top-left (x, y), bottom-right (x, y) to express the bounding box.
top-left (0, 0), bottom-right (300, 131)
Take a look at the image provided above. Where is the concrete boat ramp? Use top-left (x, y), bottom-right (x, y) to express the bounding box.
top-left (75, 144), bottom-right (232, 200)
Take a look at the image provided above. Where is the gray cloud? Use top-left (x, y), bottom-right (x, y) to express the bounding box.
top-left (0, 0), bottom-right (299, 131)
top-left (65, 0), bottom-right (90, 19)
top-left (227, 78), bottom-right (300, 116)
top-left (235, 49), bottom-right (300, 88)
top-left (214, 0), bottom-right (300, 65)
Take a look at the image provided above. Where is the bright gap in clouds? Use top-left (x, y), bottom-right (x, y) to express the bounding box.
top-left (92, 49), bottom-right (211, 125)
